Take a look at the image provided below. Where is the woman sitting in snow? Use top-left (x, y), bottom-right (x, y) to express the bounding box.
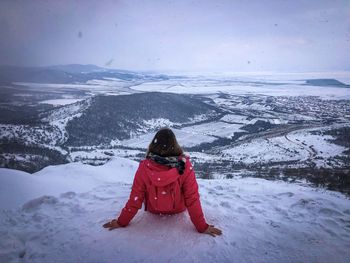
top-left (103, 127), bottom-right (222, 237)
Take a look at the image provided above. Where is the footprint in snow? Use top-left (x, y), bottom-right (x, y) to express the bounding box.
top-left (89, 194), bottom-right (114, 201)
top-left (319, 208), bottom-right (343, 217)
top-left (274, 206), bottom-right (290, 217)
top-left (214, 185), bottom-right (224, 191)
top-left (237, 207), bottom-right (250, 215)
top-left (343, 209), bottom-right (350, 215)
top-left (277, 192), bottom-right (294, 198)
top-left (220, 201), bottom-right (231, 208)
top-left (248, 200), bottom-right (262, 204)
top-left (290, 198), bottom-right (316, 209)
top-left (322, 218), bottom-right (340, 228)
top-left (207, 190), bottom-right (225, 196)
top-left (266, 220), bottom-right (280, 228)
top-left (22, 196), bottom-right (59, 212)
top-left (232, 193), bottom-right (242, 199)
top-left (323, 227), bottom-right (338, 237)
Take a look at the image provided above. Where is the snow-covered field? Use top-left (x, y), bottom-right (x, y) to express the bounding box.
top-left (11, 71), bottom-right (350, 101)
top-left (121, 120), bottom-right (244, 149)
top-left (39, 98), bottom-right (84, 106)
top-left (131, 79), bottom-right (350, 99)
top-left (0, 157), bottom-right (349, 263)
top-left (121, 128), bottom-right (217, 148)
top-left (222, 129), bottom-right (346, 167)
top-left (181, 121), bottom-right (245, 139)
top-left (14, 80), bottom-right (137, 96)
top-left (2, 72), bottom-right (350, 174)
top-left (69, 148), bottom-right (143, 162)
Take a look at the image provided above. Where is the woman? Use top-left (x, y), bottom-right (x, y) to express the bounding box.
top-left (103, 127), bottom-right (222, 237)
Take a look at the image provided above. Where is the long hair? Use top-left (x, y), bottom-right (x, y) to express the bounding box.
top-left (145, 127), bottom-right (184, 157)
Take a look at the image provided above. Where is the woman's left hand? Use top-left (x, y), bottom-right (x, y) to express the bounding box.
top-left (204, 224), bottom-right (222, 237)
top-left (103, 219), bottom-right (121, 231)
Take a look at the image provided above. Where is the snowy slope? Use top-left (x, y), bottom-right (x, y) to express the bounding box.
top-left (0, 158), bottom-right (350, 263)
top-left (222, 130), bottom-right (346, 167)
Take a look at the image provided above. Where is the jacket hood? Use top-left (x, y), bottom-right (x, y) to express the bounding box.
top-left (143, 159), bottom-right (181, 187)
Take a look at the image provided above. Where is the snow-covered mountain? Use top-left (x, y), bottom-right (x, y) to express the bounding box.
top-left (0, 64), bottom-right (168, 84)
top-left (0, 157), bottom-right (349, 263)
top-left (58, 92), bottom-right (222, 146)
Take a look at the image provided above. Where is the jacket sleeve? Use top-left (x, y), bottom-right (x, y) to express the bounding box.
top-left (117, 161), bottom-right (146, 227)
top-left (182, 158), bottom-right (209, 233)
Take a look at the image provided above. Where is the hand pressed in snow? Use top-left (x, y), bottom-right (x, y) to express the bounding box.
top-left (204, 224), bottom-right (222, 237)
top-left (103, 219), bottom-right (121, 231)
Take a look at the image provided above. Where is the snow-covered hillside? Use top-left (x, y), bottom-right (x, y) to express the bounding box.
top-left (0, 157), bottom-right (349, 263)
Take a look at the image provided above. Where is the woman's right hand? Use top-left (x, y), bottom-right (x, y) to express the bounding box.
top-left (103, 219), bottom-right (121, 231)
top-left (204, 224), bottom-right (222, 237)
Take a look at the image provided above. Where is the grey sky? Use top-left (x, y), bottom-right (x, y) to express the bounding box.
top-left (0, 0), bottom-right (349, 72)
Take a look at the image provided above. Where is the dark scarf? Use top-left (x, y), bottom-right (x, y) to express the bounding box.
top-left (147, 152), bottom-right (186, 175)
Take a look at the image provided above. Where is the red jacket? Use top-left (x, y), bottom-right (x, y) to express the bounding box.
top-left (117, 155), bottom-right (209, 233)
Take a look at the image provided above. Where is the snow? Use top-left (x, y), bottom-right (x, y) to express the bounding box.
top-left (41, 98), bottom-right (92, 145)
top-left (0, 157), bottom-right (136, 209)
top-left (131, 79), bottom-right (350, 99)
top-left (39, 99), bottom-right (84, 106)
top-left (223, 137), bottom-right (308, 164)
top-left (1, 157), bottom-right (350, 263)
top-left (121, 128), bottom-right (217, 148)
top-left (181, 121), bottom-right (245, 139)
top-left (121, 72), bottom-right (350, 99)
top-left (220, 114), bottom-right (248, 123)
top-left (0, 124), bottom-right (68, 155)
top-left (220, 114), bottom-right (291, 125)
top-left (120, 121), bottom-right (245, 149)
top-left (12, 72), bottom-right (350, 101)
top-left (13, 80), bottom-right (138, 96)
top-left (222, 129), bottom-right (346, 167)
top-left (69, 148), bottom-right (142, 161)
top-left (183, 71), bottom-right (350, 84)
top-left (142, 118), bottom-right (179, 129)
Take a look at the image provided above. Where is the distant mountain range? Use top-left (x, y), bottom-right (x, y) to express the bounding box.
top-left (0, 64), bottom-right (169, 84)
top-left (0, 64), bottom-right (349, 88)
top-left (303, 79), bottom-right (349, 88)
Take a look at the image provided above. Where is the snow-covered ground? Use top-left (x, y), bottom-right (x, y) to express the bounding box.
top-left (38, 98), bottom-right (84, 106)
top-left (11, 71), bottom-right (350, 100)
top-left (222, 129), bottom-right (346, 167)
top-left (0, 157), bottom-right (349, 263)
top-left (0, 124), bottom-right (68, 155)
top-left (69, 148), bottom-right (143, 162)
top-left (13, 80), bottom-right (137, 96)
top-left (181, 121), bottom-right (245, 139)
top-left (121, 120), bottom-right (244, 149)
top-left (121, 128), bottom-right (217, 148)
top-left (131, 79), bottom-right (350, 99)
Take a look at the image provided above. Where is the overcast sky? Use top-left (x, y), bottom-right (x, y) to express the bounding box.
top-left (0, 0), bottom-right (349, 73)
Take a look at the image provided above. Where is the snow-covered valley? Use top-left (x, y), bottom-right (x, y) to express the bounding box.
top-left (1, 66), bottom-right (350, 194)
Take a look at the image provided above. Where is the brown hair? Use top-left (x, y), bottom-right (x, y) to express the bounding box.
top-left (145, 127), bottom-right (184, 157)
